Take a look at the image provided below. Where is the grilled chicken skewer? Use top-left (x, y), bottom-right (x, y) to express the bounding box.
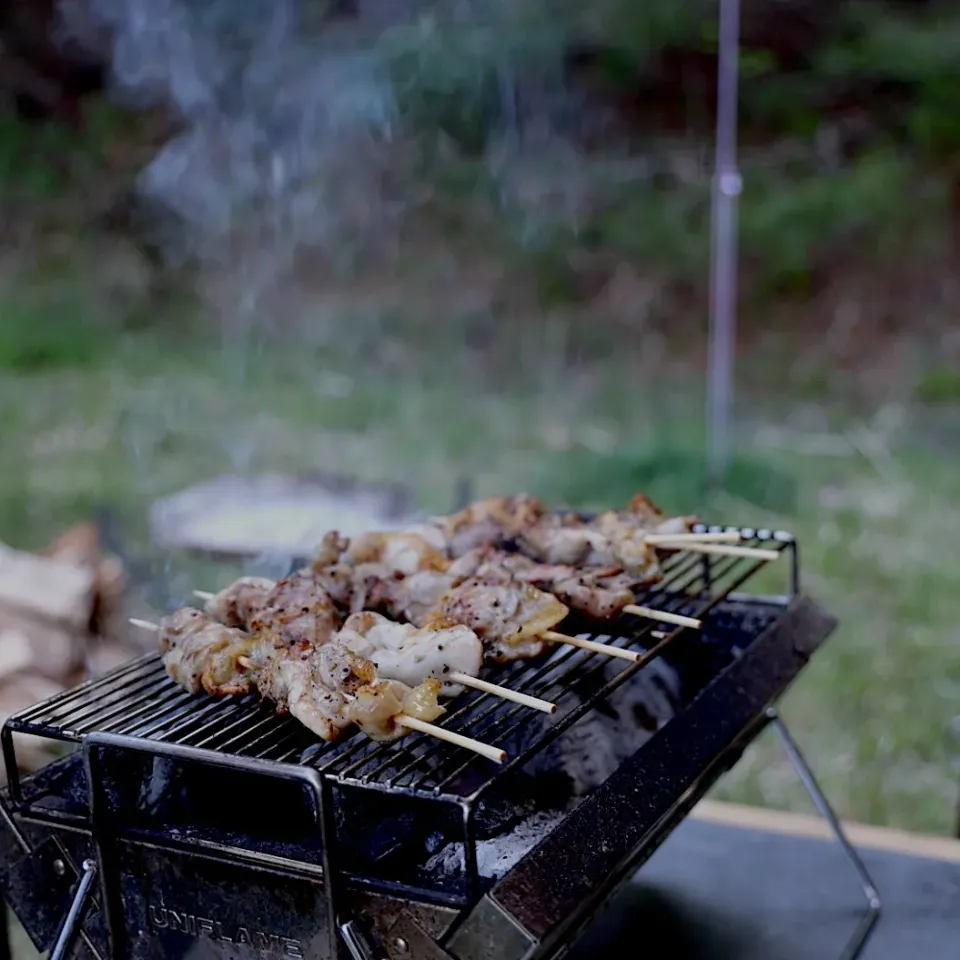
top-left (200, 557), bottom-right (641, 665)
top-left (309, 529), bottom-right (690, 638)
top-left (194, 582), bottom-right (557, 713)
top-left (335, 610), bottom-right (554, 712)
top-left (224, 553), bottom-right (639, 662)
top-left (138, 609), bottom-right (442, 740)
top-left (131, 614), bottom-right (505, 762)
top-left (235, 500), bottom-right (741, 629)
top-left (420, 577), bottom-right (642, 663)
top-left (420, 492), bottom-right (771, 569)
top-left (418, 493), bottom-right (687, 571)
top-left (355, 546), bottom-right (701, 632)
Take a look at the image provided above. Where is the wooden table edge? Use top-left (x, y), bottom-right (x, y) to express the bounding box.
top-left (692, 799), bottom-right (960, 864)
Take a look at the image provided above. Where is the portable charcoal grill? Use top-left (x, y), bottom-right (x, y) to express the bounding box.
top-left (0, 525), bottom-right (882, 960)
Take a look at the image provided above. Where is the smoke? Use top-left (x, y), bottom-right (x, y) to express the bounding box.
top-left (54, 0), bottom-right (589, 276)
top-left (56, 0), bottom-right (400, 284)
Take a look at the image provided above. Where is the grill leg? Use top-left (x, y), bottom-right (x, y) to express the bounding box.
top-left (767, 706), bottom-right (882, 960)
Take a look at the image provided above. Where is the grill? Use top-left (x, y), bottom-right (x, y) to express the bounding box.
top-left (0, 524), bottom-right (882, 960)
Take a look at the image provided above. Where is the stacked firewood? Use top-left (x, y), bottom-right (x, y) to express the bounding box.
top-left (0, 523), bottom-right (128, 779)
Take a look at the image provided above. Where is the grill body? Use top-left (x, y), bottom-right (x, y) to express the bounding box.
top-left (0, 530), bottom-right (837, 960)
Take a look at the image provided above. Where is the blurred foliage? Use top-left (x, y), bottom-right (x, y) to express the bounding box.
top-left (915, 366), bottom-right (960, 404)
top-left (0, 100), bottom-right (130, 201)
top-left (534, 443), bottom-right (799, 515)
top-left (2, 0), bottom-right (960, 304)
top-left (380, 0), bottom-right (960, 153)
top-left (0, 299), bottom-right (106, 371)
top-left (375, 0), bottom-right (960, 297)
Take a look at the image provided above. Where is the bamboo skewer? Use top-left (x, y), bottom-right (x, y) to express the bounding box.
top-left (541, 630), bottom-right (640, 662)
top-left (623, 605), bottom-right (703, 630)
top-left (192, 592), bottom-right (555, 713)
top-left (193, 590), bottom-right (637, 666)
top-left (130, 619), bottom-right (505, 764)
top-left (649, 541), bottom-right (780, 561)
top-left (193, 593), bottom-right (657, 664)
top-left (394, 716), bottom-right (505, 763)
top-left (643, 531), bottom-right (743, 544)
top-left (448, 673), bottom-right (555, 713)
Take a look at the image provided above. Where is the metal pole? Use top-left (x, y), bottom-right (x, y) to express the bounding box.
top-left (706, 0), bottom-right (743, 485)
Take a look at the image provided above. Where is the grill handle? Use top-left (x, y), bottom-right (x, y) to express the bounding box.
top-left (49, 858), bottom-right (97, 960)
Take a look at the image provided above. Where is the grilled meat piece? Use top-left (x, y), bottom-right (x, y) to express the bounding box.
top-left (254, 643), bottom-right (358, 741)
top-left (626, 491), bottom-right (694, 532)
top-left (429, 495), bottom-right (547, 557)
top-left (309, 562), bottom-right (357, 610)
top-left (514, 514), bottom-right (658, 579)
top-left (204, 571), bottom-right (343, 649)
top-left (512, 494), bottom-right (694, 579)
top-left (346, 676), bottom-right (444, 742)
top-left (203, 576), bottom-right (277, 628)
top-left (241, 638), bottom-right (445, 743)
top-left (420, 490), bottom-right (689, 579)
top-left (363, 567), bottom-right (454, 623)
top-left (309, 530), bottom-right (350, 569)
top-left (158, 607), bottom-right (257, 695)
top-left (253, 638), bottom-right (444, 743)
top-left (306, 529), bottom-right (461, 617)
top-left (337, 611), bottom-right (483, 696)
top-left (247, 572), bottom-right (343, 648)
top-left (465, 549), bottom-right (638, 621)
top-left (343, 530), bottom-right (450, 575)
top-left (424, 577), bottom-right (569, 662)
top-left (535, 566), bottom-right (636, 621)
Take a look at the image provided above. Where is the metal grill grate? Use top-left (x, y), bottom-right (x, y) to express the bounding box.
top-left (3, 526), bottom-right (795, 804)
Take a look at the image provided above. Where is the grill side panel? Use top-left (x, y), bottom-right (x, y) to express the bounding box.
top-left (448, 596), bottom-right (837, 960)
top-left (105, 845), bottom-right (332, 960)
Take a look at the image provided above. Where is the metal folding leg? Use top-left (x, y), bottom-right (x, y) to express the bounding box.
top-left (767, 707), bottom-right (882, 960)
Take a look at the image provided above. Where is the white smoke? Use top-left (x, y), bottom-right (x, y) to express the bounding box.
top-left (56, 0), bottom-right (399, 275)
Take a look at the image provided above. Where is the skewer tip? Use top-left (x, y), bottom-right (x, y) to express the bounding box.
top-left (450, 672), bottom-right (557, 714)
top-left (623, 605), bottom-right (702, 630)
top-left (395, 715), bottom-right (506, 764)
top-left (542, 630), bottom-right (641, 663)
top-left (129, 618), bottom-right (159, 632)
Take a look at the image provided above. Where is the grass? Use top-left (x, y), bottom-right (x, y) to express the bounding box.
top-left (0, 256), bottom-right (958, 841)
